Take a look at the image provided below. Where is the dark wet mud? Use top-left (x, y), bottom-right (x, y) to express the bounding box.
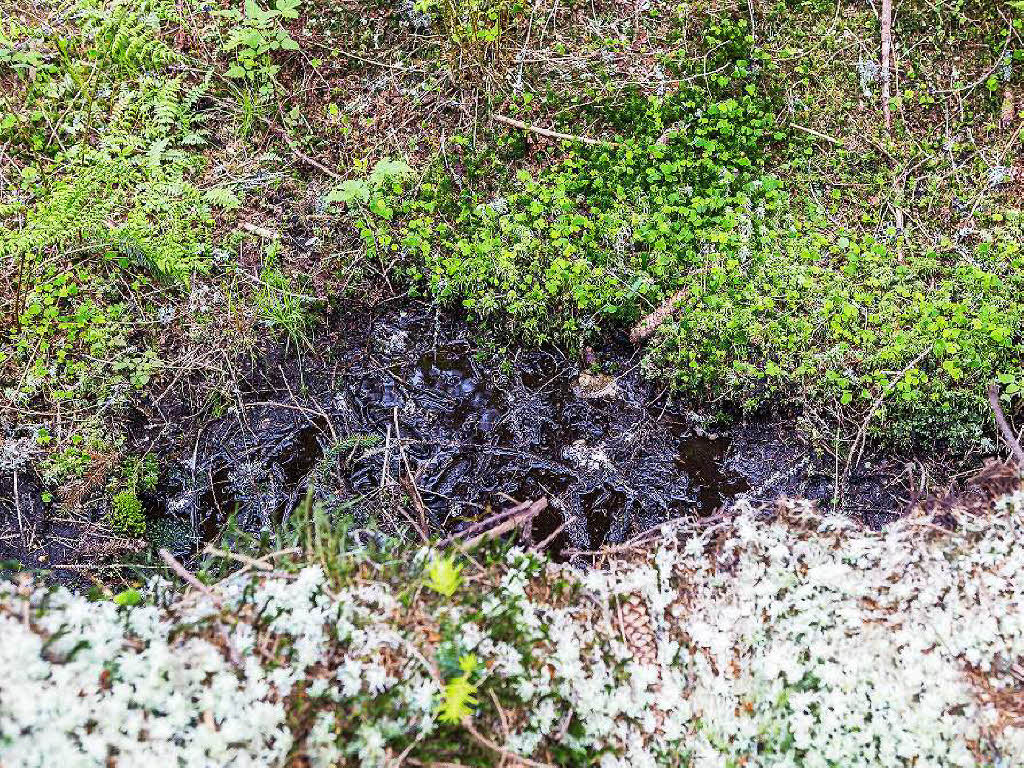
top-left (1, 301), bottom-right (913, 574)
top-left (150, 303), bottom-right (910, 559)
top-left (158, 305), bottom-right (752, 557)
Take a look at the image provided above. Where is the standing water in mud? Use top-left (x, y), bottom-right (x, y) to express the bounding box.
top-left (159, 305), bottom-right (751, 557)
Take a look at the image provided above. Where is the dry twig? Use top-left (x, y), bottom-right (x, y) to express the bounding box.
top-left (629, 289), bottom-right (687, 345)
top-left (159, 549), bottom-right (222, 606)
top-left (988, 384), bottom-right (1024, 468)
top-left (491, 113), bottom-right (617, 148)
top-left (880, 0), bottom-right (893, 130)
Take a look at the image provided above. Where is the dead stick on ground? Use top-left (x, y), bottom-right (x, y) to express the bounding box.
top-left (530, 516), bottom-right (568, 553)
top-left (239, 221), bottom-right (280, 241)
top-left (13, 470), bottom-right (24, 546)
top-left (461, 499), bottom-right (548, 549)
top-left (843, 346), bottom-right (931, 484)
top-left (159, 548), bottom-right (222, 606)
top-left (461, 718), bottom-right (555, 768)
top-left (437, 499), bottom-right (533, 547)
top-left (988, 384), bottom-right (1024, 467)
top-left (880, 0), bottom-right (893, 131)
top-left (492, 113), bottom-right (617, 148)
top-left (630, 289), bottom-right (687, 345)
top-left (263, 120), bottom-right (343, 181)
top-left (789, 122), bottom-right (846, 147)
top-left (394, 408), bottom-right (430, 541)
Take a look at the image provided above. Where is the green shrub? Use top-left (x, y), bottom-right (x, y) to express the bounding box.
top-left (401, 86), bottom-right (781, 343)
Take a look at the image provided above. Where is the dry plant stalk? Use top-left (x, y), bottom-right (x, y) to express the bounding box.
top-left (880, 0), bottom-right (893, 130)
top-left (629, 289), bottom-right (687, 345)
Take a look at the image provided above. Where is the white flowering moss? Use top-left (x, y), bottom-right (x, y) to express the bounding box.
top-left (2, 492), bottom-right (1024, 766)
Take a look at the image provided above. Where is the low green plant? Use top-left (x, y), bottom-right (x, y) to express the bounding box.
top-left (1, 0), bottom-right (216, 414)
top-left (326, 158), bottom-right (415, 273)
top-left (108, 488), bottom-right (146, 537)
top-left (214, 0), bottom-right (302, 94)
top-left (252, 240), bottom-right (314, 348)
top-left (413, 0), bottom-right (519, 76)
top-left (112, 587), bottom-right (144, 606)
top-left (437, 654), bottom-right (479, 723)
top-left (401, 75), bottom-right (780, 339)
top-left (425, 555), bottom-right (464, 597)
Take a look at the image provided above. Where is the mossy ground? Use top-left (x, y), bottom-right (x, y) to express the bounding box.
top-left (2, 0), bottom-right (1024, 560)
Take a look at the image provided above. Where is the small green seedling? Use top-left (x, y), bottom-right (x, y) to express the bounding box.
top-left (437, 654), bottom-right (479, 723)
top-left (425, 555), bottom-right (463, 597)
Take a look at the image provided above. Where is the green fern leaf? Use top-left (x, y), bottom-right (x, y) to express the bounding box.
top-left (204, 187), bottom-right (241, 211)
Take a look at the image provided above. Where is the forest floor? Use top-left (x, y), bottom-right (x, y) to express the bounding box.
top-left (4, 0), bottom-right (1024, 765)
top-left (3, 0), bottom-right (1024, 575)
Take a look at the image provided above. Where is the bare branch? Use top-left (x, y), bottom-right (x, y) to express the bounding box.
top-left (492, 113), bottom-right (617, 148)
top-left (988, 384), bottom-right (1024, 468)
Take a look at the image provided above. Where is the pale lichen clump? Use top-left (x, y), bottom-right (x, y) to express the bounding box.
top-left (2, 492), bottom-right (1024, 766)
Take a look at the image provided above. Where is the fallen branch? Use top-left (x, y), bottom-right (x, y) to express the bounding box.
top-left (262, 119), bottom-right (343, 181)
top-left (438, 499), bottom-right (534, 547)
top-left (491, 113), bottom-right (617, 148)
top-left (440, 501), bottom-right (548, 548)
top-left (789, 122), bottom-right (847, 147)
top-left (461, 498), bottom-right (548, 549)
top-left (988, 384), bottom-right (1024, 468)
top-left (240, 221), bottom-right (279, 241)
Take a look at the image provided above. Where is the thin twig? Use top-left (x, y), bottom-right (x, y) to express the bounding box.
top-left (843, 346), bottom-right (932, 485)
top-left (880, 0), bottom-right (893, 130)
top-left (789, 122), bottom-right (847, 147)
top-left (461, 718), bottom-right (555, 768)
top-left (13, 470), bottom-right (24, 546)
top-left (461, 499), bottom-right (548, 549)
top-left (263, 120), bottom-right (343, 180)
top-left (530, 517), bottom-right (568, 553)
top-left (204, 544), bottom-right (300, 571)
top-left (438, 499), bottom-right (533, 547)
top-left (491, 113), bottom-right (617, 147)
top-left (393, 408), bottom-right (430, 542)
top-left (159, 549), bottom-right (222, 606)
top-left (988, 384), bottom-right (1024, 467)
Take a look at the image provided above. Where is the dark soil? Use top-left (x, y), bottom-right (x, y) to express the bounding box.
top-left (1, 300), bottom-right (928, 578)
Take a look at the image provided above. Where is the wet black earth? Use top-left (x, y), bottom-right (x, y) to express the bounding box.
top-left (158, 305), bottom-right (755, 557)
top-left (1, 302), bottom-right (911, 576)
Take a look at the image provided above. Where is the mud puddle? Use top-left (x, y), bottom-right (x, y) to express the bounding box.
top-left (157, 305), bottom-right (754, 557)
top-left (2, 302), bottom-right (913, 577)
